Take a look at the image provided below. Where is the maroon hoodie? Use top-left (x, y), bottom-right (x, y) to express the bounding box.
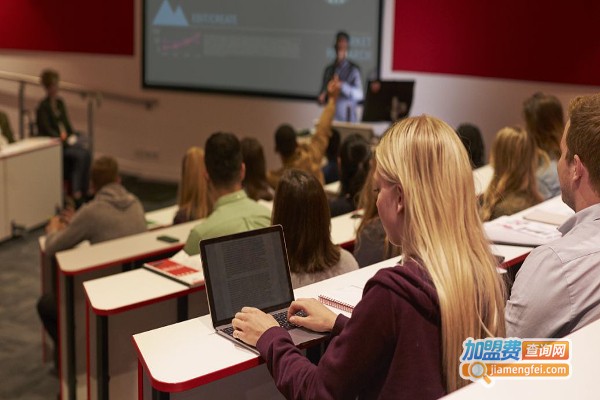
top-left (256, 260), bottom-right (446, 400)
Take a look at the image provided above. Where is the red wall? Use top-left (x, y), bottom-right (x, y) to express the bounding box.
top-left (0, 1), bottom-right (134, 55)
top-left (393, 0), bottom-right (600, 86)
top-left (2, 0), bottom-right (599, 86)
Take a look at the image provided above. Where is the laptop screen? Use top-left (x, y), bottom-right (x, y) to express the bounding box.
top-left (200, 226), bottom-right (295, 326)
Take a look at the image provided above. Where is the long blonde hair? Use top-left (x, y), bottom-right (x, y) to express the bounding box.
top-left (376, 115), bottom-right (506, 393)
top-left (177, 147), bottom-right (212, 221)
top-left (355, 154), bottom-right (401, 259)
top-left (481, 126), bottom-right (542, 221)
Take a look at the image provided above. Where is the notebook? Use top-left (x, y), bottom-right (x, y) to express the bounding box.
top-left (199, 225), bottom-right (326, 354)
top-left (318, 285), bottom-right (364, 313)
top-left (143, 250), bottom-right (204, 287)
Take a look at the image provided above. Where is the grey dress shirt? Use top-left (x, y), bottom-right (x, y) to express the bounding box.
top-left (506, 202), bottom-right (600, 338)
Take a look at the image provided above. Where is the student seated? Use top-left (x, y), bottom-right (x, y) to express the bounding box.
top-left (523, 92), bottom-right (564, 199)
top-left (267, 79), bottom-right (340, 188)
top-left (456, 123), bottom-right (485, 169)
top-left (328, 133), bottom-right (371, 217)
top-left (231, 115), bottom-right (506, 399)
top-left (241, 137), bottom-right (274, 202)
top-left (506, 93), bottom-right (600, 338)
top-left (36, 68), bottom-right (92, 206)
top-left (480, 126), bottom-right (543, 221)
top-left (183, 132), bottom-right (271, 255)
top-left (353, 158), bottom-right (401, 267)
top-left (173, 147), bottom-right (212, 224)
top-left (37, 156), bottom-right (146, 367)
top-left (272, 169), bottom-right (358, 288)
top-left (321, 128), bottom-right (341, 184)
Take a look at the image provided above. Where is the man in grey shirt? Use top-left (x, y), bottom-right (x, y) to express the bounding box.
top-left (506, 93), bottom-right (600, 338)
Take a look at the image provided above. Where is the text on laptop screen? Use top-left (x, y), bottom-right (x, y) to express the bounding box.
top-left (202, 229), bottom-right (293, 323)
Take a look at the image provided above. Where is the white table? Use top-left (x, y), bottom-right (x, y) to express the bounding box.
top-left (0, 137), bottom-right (62, 241)
top-left (55, 219), bottom-right (201, 400)
top-left (83, 269), bottom-right (207, 400)
top-left (443, 318), bottom-right (600, 399)
top-left (484, 196), bottom-right (573, 247)
top-left (132, 245), bottom-right (527, 399)
top-left (145, 205), bottom-right (178, 230)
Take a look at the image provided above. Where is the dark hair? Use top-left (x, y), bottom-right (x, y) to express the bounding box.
top-left (456, 123), bottom-right (485, 168)
top-left (523, 92), bottom-right (564, 159)
top-left (204, 132), bottom-right (242, 188)
top-left (272, 169), bottom-right (340, 273)
top-left (91, 156), bottom-right (118, 190)
top-left (275, 124), bottom-right (297, 158)
top-left (241, 137), bottom-right (273, 201)
top-left (335, 31), bottom-right (350, 45)
top-left (325, 128), bottom-right (341, 161)
top-left (339, 134), bottom-right (371, 204)
top-left (40, 69), bottom-right (59, 88)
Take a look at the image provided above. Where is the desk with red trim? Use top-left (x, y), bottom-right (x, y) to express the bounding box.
top-left (55, 219), bottom-right (201, 400)
top-left (132, 246), bottom-right (529, 400)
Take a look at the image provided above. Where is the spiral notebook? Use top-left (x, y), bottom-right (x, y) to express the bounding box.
top-left (318, 285), bottom-right (364, 313)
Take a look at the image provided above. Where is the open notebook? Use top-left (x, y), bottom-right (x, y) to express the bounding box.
top-left (318, 285), bottom-right (364, 313)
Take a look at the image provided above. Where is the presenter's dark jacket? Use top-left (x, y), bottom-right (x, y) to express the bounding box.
top-left (256, 259), bottom-right (445, 400)
top-left (36, 97), bottom-right (74, 141)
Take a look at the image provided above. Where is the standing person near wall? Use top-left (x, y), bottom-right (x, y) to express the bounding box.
top-left (231, 115), bottom-right (506, 399)
top-left (318, 31), bottom-right (364, 122)
top-left (37, 68), bottom-right (92, 206)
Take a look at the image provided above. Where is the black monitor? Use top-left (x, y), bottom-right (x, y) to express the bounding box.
top-left (361, 80), bottom-right (415, 122)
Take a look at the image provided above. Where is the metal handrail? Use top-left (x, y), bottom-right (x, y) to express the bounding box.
top-left (0, 70), bottom-right (158, 154)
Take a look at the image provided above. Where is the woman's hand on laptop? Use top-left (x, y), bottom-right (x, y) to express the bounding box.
top-left (232, 307), bottom-right (278, 347)
top-left (288, 299), bottom-right (337, 333)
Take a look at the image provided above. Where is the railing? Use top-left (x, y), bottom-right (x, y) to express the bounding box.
top-left (0, 70), bottom-right (158, 155)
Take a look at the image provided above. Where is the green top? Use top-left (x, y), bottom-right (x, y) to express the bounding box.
top-left (183, 190), bottom-right (271, 255)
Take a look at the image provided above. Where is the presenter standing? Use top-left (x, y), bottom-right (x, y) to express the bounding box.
top-left (318, 31), bottom-right (364, 122)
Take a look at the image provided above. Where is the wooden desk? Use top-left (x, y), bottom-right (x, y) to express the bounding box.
top-left (443, 318), bottom-right (600, 399)
top-left (55, 219), bottom-right (201, 400)
top-left (0, 137), bottom-right (62, 241)
top-left (84, 269), bottom-right (207, 400)
top-left (133, 245), bottom-right (526, 399)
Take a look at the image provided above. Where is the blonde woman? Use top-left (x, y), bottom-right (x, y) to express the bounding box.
top-left (353, 155), bottom-right (401, 267)
top-left (231, 115), bottom-right (506, 398)
top-left (481, 126), bottom-right (543, 221)
top-left (173, 147), bottom-right (212, 224)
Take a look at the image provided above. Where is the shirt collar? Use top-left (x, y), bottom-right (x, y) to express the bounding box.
top-left (214, 189), bottom-right (248, 208)
top-left (559, 202), bottom-right (600, 235)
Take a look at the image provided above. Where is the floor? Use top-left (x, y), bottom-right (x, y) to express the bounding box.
top-left (0, 175), bottom-right (177, 399)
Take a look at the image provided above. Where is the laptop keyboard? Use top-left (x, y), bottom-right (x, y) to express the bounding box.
top-left (221, 310), bottom-right (307, 337)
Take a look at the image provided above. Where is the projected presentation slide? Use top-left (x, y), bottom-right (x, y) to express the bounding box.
top-left (144, 0), bottom-right (381, 99)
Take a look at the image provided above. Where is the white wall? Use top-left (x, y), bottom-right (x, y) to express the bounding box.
top-left (0, 0), bottom-right (598, 182)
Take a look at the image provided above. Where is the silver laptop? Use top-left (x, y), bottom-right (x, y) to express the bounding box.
top-left (199, 225), bottom-right (326, 354)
